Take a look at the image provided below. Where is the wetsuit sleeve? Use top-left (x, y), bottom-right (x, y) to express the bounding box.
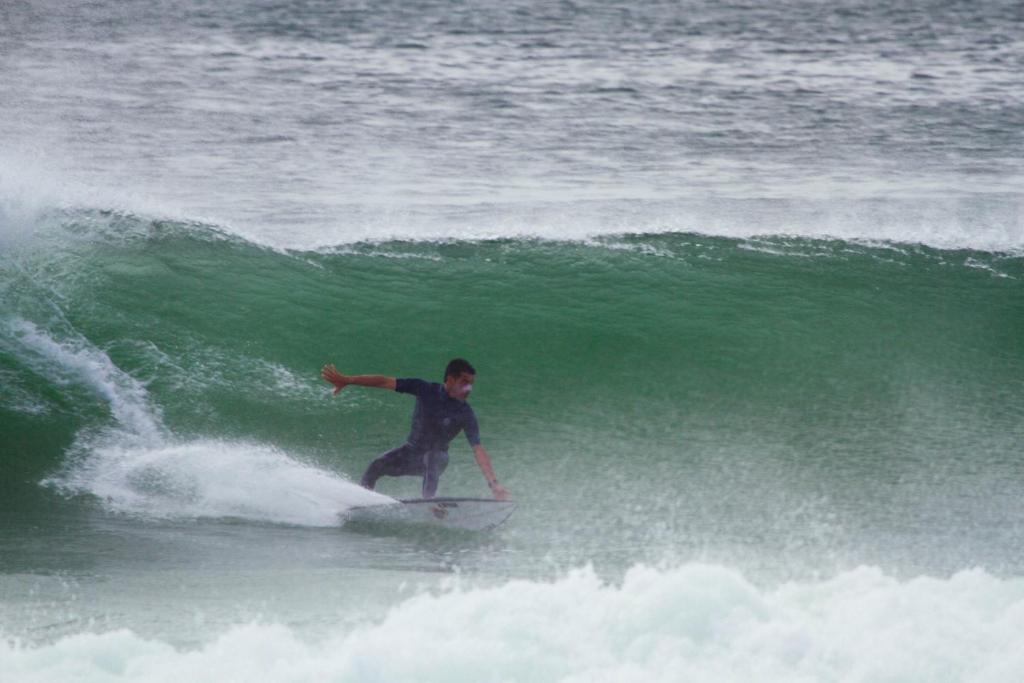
top-left (395, 377), bottom-right (430, 396)
top-left (464, 409), bottom-right (481, 447)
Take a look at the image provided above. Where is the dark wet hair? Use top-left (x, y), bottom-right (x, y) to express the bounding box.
top-left (444, 358), bottom-right (476, 379)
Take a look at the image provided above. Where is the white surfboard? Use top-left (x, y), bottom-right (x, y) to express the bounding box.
top-left (343, 497), bottom-right (517, 532)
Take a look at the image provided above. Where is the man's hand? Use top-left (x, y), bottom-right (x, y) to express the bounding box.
top-left (490, 482), bottom-right (509, 501)
top-left (321, 364), bottom-right (349, 395)
top-left (321, 369), bottom-right (396, 393)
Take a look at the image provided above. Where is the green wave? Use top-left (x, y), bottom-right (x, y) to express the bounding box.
top-left (2, 212), bottom-right (1023, 514)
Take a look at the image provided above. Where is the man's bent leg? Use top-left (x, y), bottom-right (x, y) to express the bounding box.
top-left (360, 444), bottom-right (419, 490)
top-left (421, 451), bottom-right (449, 499)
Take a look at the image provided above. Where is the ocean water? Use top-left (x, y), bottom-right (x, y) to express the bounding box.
top-left (2, 1), bottom-right (1024, 680)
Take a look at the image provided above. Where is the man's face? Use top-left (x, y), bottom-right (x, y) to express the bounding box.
top-left (445, 372), bottom-right (475, 401)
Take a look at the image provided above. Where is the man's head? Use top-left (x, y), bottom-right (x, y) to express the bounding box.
top-left (443, 358), bottom-right (476, 401)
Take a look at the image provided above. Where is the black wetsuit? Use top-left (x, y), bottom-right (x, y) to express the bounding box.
top-left (360, 378), bottom-right (481, 498)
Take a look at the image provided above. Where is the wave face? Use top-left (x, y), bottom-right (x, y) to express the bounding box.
top-left (2, 211), bottom-right (1022, 577)
top-left (4, 563), bottom-right (1024, 682)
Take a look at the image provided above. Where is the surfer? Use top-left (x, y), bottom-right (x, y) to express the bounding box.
top-left (321, 358), bottom-right (509, 501)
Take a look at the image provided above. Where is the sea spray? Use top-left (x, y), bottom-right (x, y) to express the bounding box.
top-left (2, 318), bottom-right (164, 443)
top-left (2, 317), bottom-right (392, 523)
top-left (44, 439), bottom-right (393, 525)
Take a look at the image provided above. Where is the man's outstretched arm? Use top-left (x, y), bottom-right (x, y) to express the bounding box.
top-left (321, 364), bottom-right (396, 394)
top-left (473, 444), bottom-right (509, 501)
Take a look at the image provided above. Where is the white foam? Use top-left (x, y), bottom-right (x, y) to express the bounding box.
top-left (3, 563), bottom-right (1023, 682)
top-left (46, 439), bottom-right (394, 525)
top-left (0, 150), bottom-right (75, 250)
top-left (0, 148), bottom-right (225, 252)
top-left (3, 318), bottom-right (163, 442)
top-left (294, 196), bottom-right (1024, 254)
top-left (2, 148), bottom-right (1021, 254)
top-left (2, 317), bottom-right (386, 524)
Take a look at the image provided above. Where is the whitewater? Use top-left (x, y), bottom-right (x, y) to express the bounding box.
top-left (5, 565), bottom-right (1024, 682)
top-left (2, 1), bottom-right (1024, 681)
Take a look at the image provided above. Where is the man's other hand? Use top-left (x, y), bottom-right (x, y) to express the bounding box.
top-left (321, 364), bottom-right (349, 395)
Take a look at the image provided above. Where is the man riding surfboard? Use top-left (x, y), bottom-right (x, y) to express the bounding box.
top-left (321, 358), bottom-right (509, 501)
